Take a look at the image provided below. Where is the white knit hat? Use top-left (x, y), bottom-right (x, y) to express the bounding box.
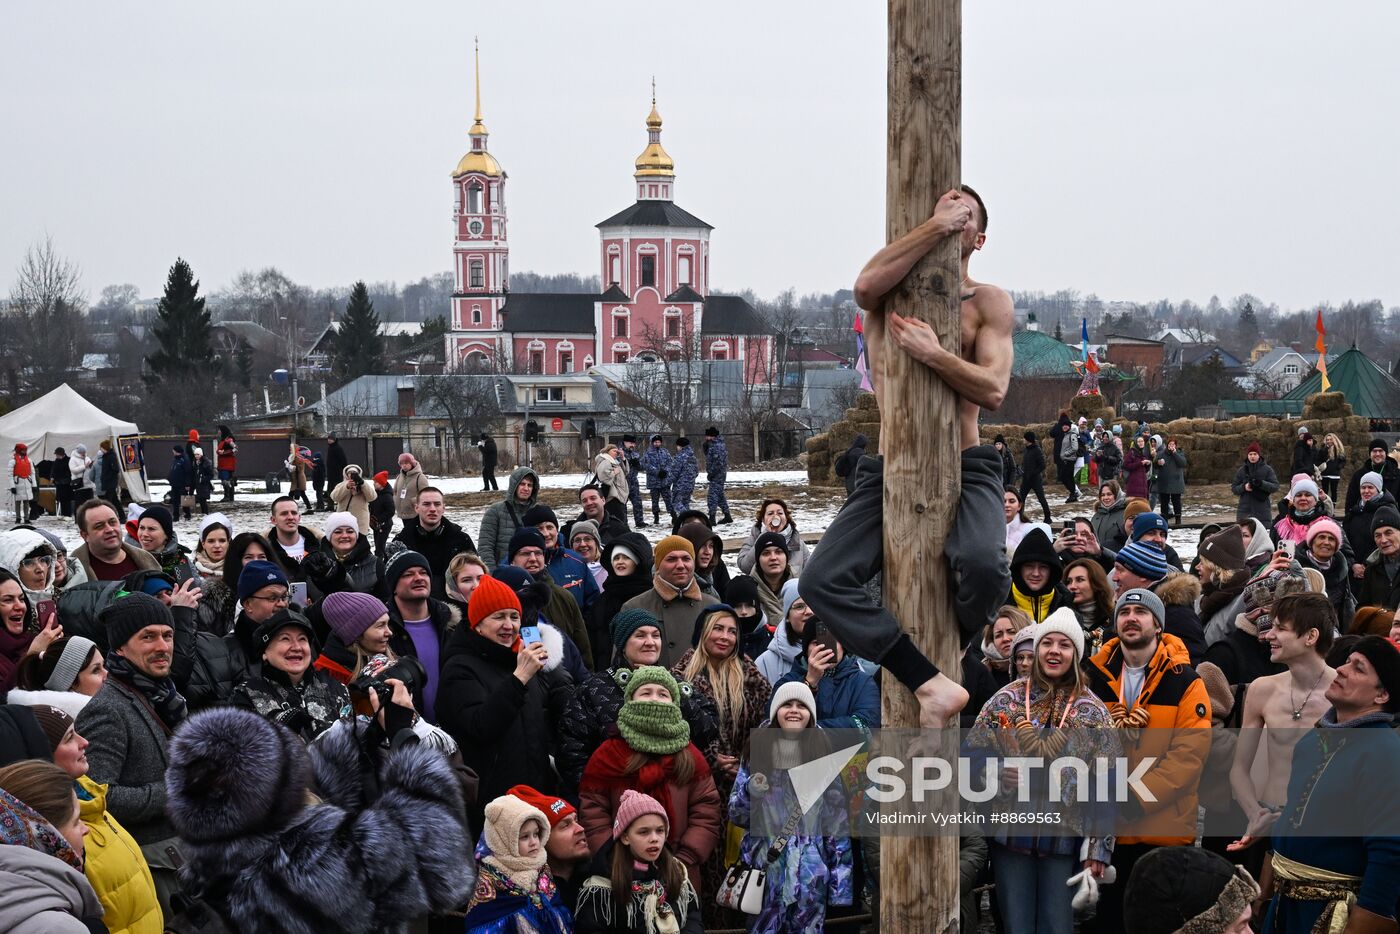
top-left (1011, 623), bottom-right (1038, 657)
top-left (321, 511), bottom-right (359, 535)
top-left (769, 679), bottom-right (818, 722)
top-left (1035, 607), bottom-right (1085, 662)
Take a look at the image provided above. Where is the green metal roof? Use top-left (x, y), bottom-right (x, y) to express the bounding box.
top-left (1281, 347), bottom-right (1400, 419)
top-left (1012, 329), bottom-right (1131, 380)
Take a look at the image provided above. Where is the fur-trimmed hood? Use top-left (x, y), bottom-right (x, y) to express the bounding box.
top-left (4, 688), bottom-right (91, 720)
top-left (1154, 571), bottom-right (1202, 608)
top-left (0, 528), bottom-right (55, 601)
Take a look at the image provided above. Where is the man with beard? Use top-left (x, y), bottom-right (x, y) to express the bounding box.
top-left (1082, 588), bottom-right (1211, 934)
top-left (384, 550), bottom-right (460, 722)
top-left (75, 593), bottom-right (189, 914)
top-left (622, 535), bottom-right (721, 668)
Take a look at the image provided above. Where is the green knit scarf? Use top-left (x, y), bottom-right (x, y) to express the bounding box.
top-left (616, 699), bottom-right (691, 756)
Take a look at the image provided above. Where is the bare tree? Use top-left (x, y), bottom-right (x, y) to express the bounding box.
top-left (417, 375), bottom-right (502, 470)
top-left (5, 236), bottom-right (89, 395)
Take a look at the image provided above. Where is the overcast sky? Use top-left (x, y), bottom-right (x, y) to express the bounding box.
top-left (3, 2), bottom-right (1397, 310)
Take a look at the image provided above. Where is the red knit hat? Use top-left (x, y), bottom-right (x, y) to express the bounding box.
top-left (188, 429), bottom-right (200, 442)
top-left (373, 470), bottom-right (390, 486)
top-left (468, 573), bottom-right (522, 628)
top-left (507, 784), bottom-right (576, 828)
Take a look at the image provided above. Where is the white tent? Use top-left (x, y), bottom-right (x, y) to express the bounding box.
top-left (0, 383), bottom-right (148, 502)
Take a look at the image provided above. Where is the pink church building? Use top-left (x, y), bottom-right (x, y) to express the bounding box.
top-left (445, 64), bottom-right (772, 382)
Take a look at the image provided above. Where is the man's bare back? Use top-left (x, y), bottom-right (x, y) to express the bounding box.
top-left (854, 189), bottom-right (1015, 450)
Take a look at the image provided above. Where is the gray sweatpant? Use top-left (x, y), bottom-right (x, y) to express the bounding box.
top-left (800, 445), bottom-right (1011, 690)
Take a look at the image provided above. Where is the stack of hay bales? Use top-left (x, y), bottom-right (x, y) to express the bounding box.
top-left (806, 391), bottom-right (881, 486)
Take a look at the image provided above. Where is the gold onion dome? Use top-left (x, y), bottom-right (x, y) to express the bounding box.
top-left (453, 39), bottom-right (502, 178)
top-left (635, 99), bottom-right (674, 178)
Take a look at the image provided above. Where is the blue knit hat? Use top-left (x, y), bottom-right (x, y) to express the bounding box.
top-left (611, 607), bottom-right (661, 650)
top-left (238, 560), bottom-right (288, 600)
top-left (1131, 511), bottom-right (1169, 541)
top-left (1115, 541), bottom-right (1170, 583)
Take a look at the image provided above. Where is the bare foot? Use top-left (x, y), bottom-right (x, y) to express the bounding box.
top-left (914, 673), bottom-right (969, 730)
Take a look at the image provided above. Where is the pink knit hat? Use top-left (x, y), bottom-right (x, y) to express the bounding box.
top-left (1305, 516), bottom-right (1344, 548)
top-left (612, 789), bottom-right (669, 840)
top-left (322, 591), bottom-right (389, 646)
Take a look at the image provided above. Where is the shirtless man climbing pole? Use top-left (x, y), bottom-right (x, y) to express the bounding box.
top-left (800, 186), bottom-right (1015, 728)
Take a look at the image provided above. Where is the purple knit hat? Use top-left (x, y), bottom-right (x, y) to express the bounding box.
top-left (322, 591), bottom-right (389, 646)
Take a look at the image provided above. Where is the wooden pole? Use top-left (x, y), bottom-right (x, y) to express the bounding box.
top-left (881, 0), bottom-right (961, 931)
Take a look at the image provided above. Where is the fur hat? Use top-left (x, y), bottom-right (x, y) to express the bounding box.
top-left (653, 534), bottom-right (695, 568)
top-left (508, 527), bottom-right (547, 562)
top-left (238, 560), bottom-right (288, 600)
top-left (1115, 541), bottom-right (1170, 583)
top-left (1350, 635), bottom-right (1400, 713)
top-left (103, 592), bottom-right (172, 652)
top-left (1351, 605), bottom-right (1395, 637)
top-left (507, 784), bottom-right (576, 829)
top-left (1115, 588), bottom-right (1165, 629)
top-left (1123, 846), bottom-right (1260, 934)
top-left (1305, 517), bottom-right (1343, 548)
top-left (768, 680), bottom-right (817, 722)
top-left (611, 607), bottom-right (661, 651)
top-left (166, 707), bottom-right (311, 842)
top-left (1035, 607), bottom-right (1084, 662)
top-left (467, 574), bottom-right (522, 629)
top-left (139, 504), bottom-right (174, 541)
top-left (1195, 662), bottom-right (1233, 720)
top-left (321, 511), bottom-right (359, 536)
top-left (705, 427), bottom-right (719, 438)
top-left (612, 789), bottom-right (669, 840)
top-left (321, 591), bottom-right (389, 646)
top-left (1199, 525), bottom-right (1246, 573)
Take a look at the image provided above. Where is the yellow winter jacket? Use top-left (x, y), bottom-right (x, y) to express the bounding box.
top-left (78, 774), bottom-right (163, 934)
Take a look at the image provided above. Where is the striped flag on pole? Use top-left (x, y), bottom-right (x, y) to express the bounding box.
top-left (854, 313), bottom-right (873, 391)
top-left (1315, 309), bottom-right (1330, 393)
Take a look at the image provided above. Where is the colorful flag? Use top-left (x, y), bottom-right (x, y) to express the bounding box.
top-left (1080, 318), bottom-right (1090, 364)
top-left (854, 313), bottom-right (872, 391)
top-left (1315, 309), bottom-right (1330, 393)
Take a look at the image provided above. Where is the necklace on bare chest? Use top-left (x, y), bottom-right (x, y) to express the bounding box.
top-left (1289, 669), bottom-right (1326, 721)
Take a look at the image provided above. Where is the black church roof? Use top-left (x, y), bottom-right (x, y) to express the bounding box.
top-left (595, 201), bottom-right (713, 230)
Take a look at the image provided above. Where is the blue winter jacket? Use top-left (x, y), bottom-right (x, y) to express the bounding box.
top-left (705, 436), bottom-right (728, 479)
top-left (775, 655), bottom-right (880, 732)
top-left (672, 448), bottom-right (699, 490)
top-left (640, 446), bottom-right (673, 490)
top-left (545, 546), bottom-right (601, 612)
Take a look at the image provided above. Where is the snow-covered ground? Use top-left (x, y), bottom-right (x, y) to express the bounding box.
top-left (35, 467), bottom-right (1203, 565)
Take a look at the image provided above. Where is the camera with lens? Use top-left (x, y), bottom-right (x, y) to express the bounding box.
top-left (347, 655), bottom-right (425, 719)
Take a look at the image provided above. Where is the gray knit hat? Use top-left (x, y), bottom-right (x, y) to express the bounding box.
top-left (1114, 588), bottom-right (1165, 629)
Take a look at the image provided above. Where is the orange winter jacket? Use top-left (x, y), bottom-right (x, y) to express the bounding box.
top-left (1085, 631), bottom-right (1211, 845)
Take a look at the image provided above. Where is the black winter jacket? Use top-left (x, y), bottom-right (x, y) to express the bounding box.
top-left (326, 440), bottom-right (349, 483)
top-left (436, 626), bottom-right (573, 827)
top-left (1203, 627), bottom-right (1284, 686)
top-left (1346, 458), bottom-right (1400, 514)
top-left (394, 517), bottom-right (476, 599)
top-left (305, 535), bottom-right (381, 601)
top-left (557, 665), bottom-right (721, 793)
top-left (1021, 438), bottom-right (1046, 482)
top-left (1231, 460), bottom-right (1281, 527)
top-left (1344, 491), bottom-right (1397, 568)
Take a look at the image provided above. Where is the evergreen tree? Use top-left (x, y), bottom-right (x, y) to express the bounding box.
top-left (1238, 302), bottom-right (1260, 352)
top-left (1053, 318), bottom-right (1063, 342)
top-left (331, 281), bottom-right (385, 381)
top-left (147, 258), bottom-right (214, 382)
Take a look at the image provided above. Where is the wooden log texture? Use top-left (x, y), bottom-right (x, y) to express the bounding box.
top-left (882, 0), bottom-right (962, 930)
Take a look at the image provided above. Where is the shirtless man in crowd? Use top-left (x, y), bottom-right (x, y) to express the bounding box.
top-left (801, 186), bottom-right (1015, 727)
top-left (1229, 592), bottom-right (1337, 847)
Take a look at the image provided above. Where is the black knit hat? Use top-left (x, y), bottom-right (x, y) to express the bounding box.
top-left (1372, 438), bottom-right (1389, 453)
top-left (522, 504), bottom-right (559, 528)
top-left (1123, 846), bottom-right (1260, 934)
top-left (752, 531), bottom-right (788, 562)
top-left (385, 550), bottom-right (432, 595)
top-left (507, 528), bottom-right (547, 561)
top-left (1373, 505), bottom-right (1400, 538)
top-left (102, 592), bottom-right (173, 652)
top-left (139, 504), bottom-right (174, 541)
top-left (725, 575), bottom-right (760, 608)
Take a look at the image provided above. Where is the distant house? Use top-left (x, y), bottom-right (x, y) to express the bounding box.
top-left (1223, 347), bottom-right (1400, 420)
top-left (304, 321), bottom-right (427, 368)
top-left (1249, 346), bottom-right (1327, 395)
top-left (1104, 334), bottom-right (1167, 391)
top-left (1002, 329), bottom-right (1132, 423)
top-left (1170, 343), bottom-right (1248, 380)
top-left (1155, 327), bottom-right (1217, 345)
